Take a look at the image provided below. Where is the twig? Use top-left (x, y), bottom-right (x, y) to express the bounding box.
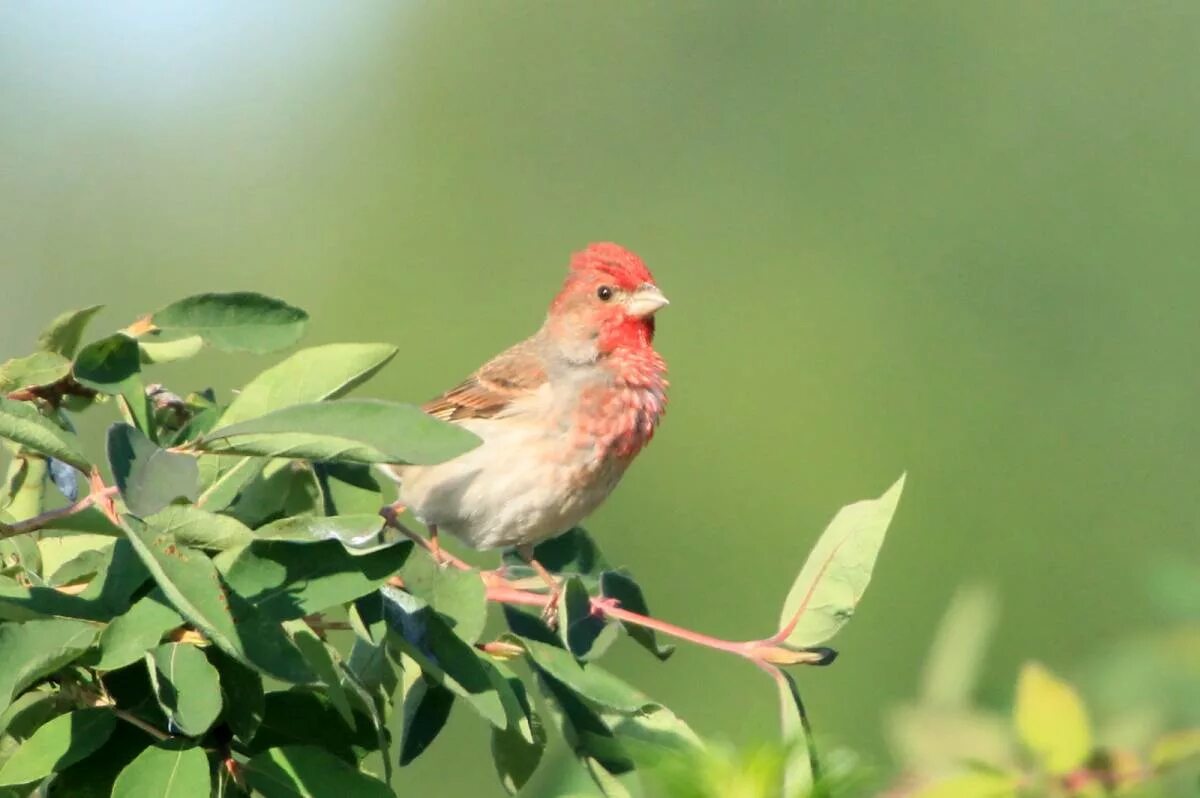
top-left (0, 484), bottom-right (118, 539)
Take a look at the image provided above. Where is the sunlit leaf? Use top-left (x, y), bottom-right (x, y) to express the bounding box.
top-left (244, 745), bottom-right (392, 798)
top-left (911, 772), bottom-right (1018, 798)
top-left (0, 618), bottom-right (99, 716)
top-left (137, 335), bottom-right (204, 365)
top-left (0, 398), bottom-right (90, 472)
top-left (0, 708), bottom-right (115, 786)
top-left (198, 399), bottom-right (481, 465)
top-left (217, 343), bottom-right (397, 428)
top-left (94, 592), bottom-right (183, 672)
top-left (152, 292), bottom-right (308, 354)
top-left (0, 352), bottom-right (70, 393)
top-left (111, 742), bottom-right (211, 798)
top-left (145, 643), bottom-right (223, 736)
top-left (36, 305), bottom-right (104, 358)
top-left (1152, 728), bottom-right (1200, 771)
top-left (777, 474), bottom-right (905, 647)
top-left (1014, 661), bottom-right (1092, 774)
top-left (219, 539), bottom-right (410, 622)
top-left (121, 515), bottom-right (313, 683)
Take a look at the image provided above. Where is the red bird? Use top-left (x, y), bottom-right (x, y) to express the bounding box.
top-left (381, 243), bottom-right (669, 586)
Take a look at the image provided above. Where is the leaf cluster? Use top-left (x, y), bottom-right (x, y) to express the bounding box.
top-left (0, 295), bottom-right (905, 797)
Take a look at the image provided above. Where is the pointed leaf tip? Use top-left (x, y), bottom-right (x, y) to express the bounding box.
top-left (776, 473), bottom-right (906, 648)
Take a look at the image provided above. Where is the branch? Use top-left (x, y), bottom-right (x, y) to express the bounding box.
top-left (0, 481), bottom-right (118, 539)
top-left (379, 510), bottom-right (834, 667)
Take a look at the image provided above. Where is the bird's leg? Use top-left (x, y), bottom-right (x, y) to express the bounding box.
top-left (428, 524), bottom-right (443, 565)
top-left (518, 544), bottom-right (562, 627)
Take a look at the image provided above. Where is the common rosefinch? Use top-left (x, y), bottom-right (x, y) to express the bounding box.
top-left (381, 243), bottom-right (668, 590)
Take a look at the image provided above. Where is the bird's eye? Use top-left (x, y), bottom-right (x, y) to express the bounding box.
top-left (596, 285), bottom-right (614, 301)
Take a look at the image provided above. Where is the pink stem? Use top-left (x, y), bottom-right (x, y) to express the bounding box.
top-left (485, 584), bottom-right (758, 657)
top-left (0, 485), bottom-right (119, 539)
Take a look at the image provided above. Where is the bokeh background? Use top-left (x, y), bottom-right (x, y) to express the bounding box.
top-left (2, 3), bottom-right (1198, 795)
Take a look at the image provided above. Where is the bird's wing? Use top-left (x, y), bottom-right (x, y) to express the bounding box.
top-left (423, 338), bottom-right (547, 422)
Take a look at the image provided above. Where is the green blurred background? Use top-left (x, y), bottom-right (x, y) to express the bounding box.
top-left (2, 3), bottom-right (1198, 794)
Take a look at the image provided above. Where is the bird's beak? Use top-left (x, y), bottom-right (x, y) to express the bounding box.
top-left (626, 283), bottom-right (670, 317)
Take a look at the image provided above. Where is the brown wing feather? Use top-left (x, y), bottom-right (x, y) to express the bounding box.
top-left (422, 338), bottom-right (547, 421)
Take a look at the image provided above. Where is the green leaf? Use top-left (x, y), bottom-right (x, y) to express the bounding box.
top-left (136, 336), bottom-right (204, 365)
top-left (519, 639), bottom-right (652, 713)
top-left (39, 719), bottom-right (153, 798)
top-left (0, 539), bottom-right (148, 623)
top-left (1014, 661), bottom-right (1092, 774)
top-left (381, 589), bottom-right (506, 727)
top-left (244, 745), bottom-right (392, 798)
top-left (0, 619), bottom-right (99, 716)
top-left (143, 505), bottom-right (251, 551)
top-left (254, 513), bottom-right (399, 556)
top-left (491, 671), bottom-right (546, 794)
top-left (600, 571), bottom-right (674, 661)
top-left (223, 459), bottom-right (320, 526)
top-left (0, 398), bottom-right (90, 472)
top-left (194, 343), bottom-right (396, 510)
top-left (558, 576), bottom-right (618, 660)
top-left (316, 463), bottom-right (383, 516)
top-left (287, 622), bottom-right (356, 728)
top-left (120, 515), bottom-right (314, 683)
top-left (152, 293), bottom-right (308, 354)
top-left (36, 305), bottom-right (104, 358)
top-left (111, 742), bottom-right (211, 798)
top-left (919, 584), bottom-right (999, 708)
top-left (107, 424), bottom-right (198, 516)
top-left (247, 691), bottom-right (374, 762)
top-left (217, 343), bottom-right (398, 428)
top-left (95, 593), bottom-right (183, 671)
top-left (537, 671), bottom-right (633, 776)
top-left (503, 527), bottom-right (610, 583)
top-left (208, 647), bottom-right (264, 743)
top-left (0, 708), bottom-right (116, 786)
top-left (145, 643), bottom-right (223, 736)
top-left (0, 352), bottom-right (70, 393)
top-left (777, 474), bottom-right (905, 647)
top-left (911, 772), bottom-right (1018, 798)
top-left (219, 539), bottom-right (411, 622)
top-left (198, 399), bottom-right (481, 465)
top-left (73, 334), bottom-right (141, 393)
top-left (399, 677), bottom-right (455, 766)
top-left (397, 552), bottom-right (487, 643)
top-left (603, 704), bottom-right (703, 765)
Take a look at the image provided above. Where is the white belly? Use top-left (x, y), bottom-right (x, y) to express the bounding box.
top-left (390, 417), bottom-right (626, 550)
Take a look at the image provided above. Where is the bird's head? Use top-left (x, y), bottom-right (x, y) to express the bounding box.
top-left (545, 243), bottom-right (668, 360)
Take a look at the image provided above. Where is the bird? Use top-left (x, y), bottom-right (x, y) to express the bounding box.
top-left (379, 242), bottom-right (669, 600)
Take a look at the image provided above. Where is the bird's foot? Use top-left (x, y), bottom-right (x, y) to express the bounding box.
top-left (540, 585), bottom-right (562, 629)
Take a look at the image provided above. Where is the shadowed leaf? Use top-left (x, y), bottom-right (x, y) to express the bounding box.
top-left (107, 425), bottom-right (198, 516)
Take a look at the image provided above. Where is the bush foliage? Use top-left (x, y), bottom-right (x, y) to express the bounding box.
top-left (0, 294), bottom-right (904, 797)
